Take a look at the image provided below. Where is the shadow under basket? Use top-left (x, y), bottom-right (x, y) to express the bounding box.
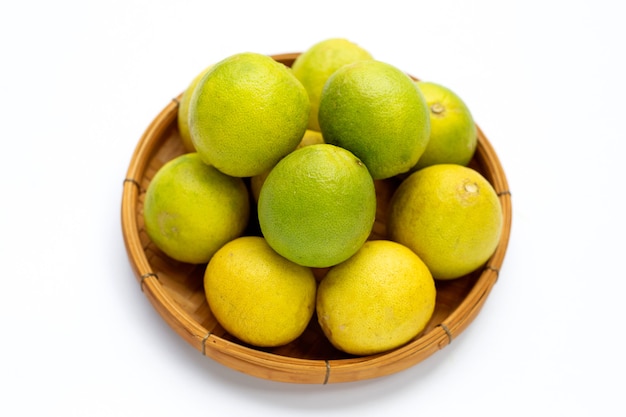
top-left (121, 52), bottom-right (513, 384)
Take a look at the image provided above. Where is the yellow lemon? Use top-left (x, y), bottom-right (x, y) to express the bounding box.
top-left (297, 128), bottom-right (324, 148)
top-left (189, 52), bottom-right (309, 177)
top-left (204, 236), bottom-right (317, 347)
top-left (143, 153), bottom-right (250, 264)
top-left (318, 60), bottom-right (431, 179)
top-left (316, 240), bottom-right (436, 356)
top-left (291, 38), bottom-right (373, 131)
top-left (258, 144), bottom-right (376, 268)
top-left (412, 81), bottom-right (477, 170)
top-left (388, 164), bottom-right (503, 280)
top-left (177, 64), bottom-right (213, 152)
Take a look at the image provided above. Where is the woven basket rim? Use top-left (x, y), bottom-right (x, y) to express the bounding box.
top-left (120, 52), bottom-right (512, 384)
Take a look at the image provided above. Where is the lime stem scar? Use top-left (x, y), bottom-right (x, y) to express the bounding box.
top-left (464, 182), bottom-right (478, 193)
top-left (430, 103), bottom-right (445, 115)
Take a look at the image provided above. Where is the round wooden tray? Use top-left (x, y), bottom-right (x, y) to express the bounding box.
top-left (121, 52), bottom-right (512, 384)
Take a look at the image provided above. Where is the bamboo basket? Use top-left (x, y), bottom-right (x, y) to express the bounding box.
top-left (121, 53), bottom-right (512, 384)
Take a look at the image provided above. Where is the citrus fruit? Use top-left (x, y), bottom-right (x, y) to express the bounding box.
top-left (188, 52), bottom-right (310, 177)
top-left (412, 81), bottom-right (477, 170)
top-left (316, 240), bottom-right (436, 356)
top-left (143, 153), bottom-right (250, 264)
top-left (177, 64), bottom-right (213, 152)
top-left (291, 38), bottom-right (373, 131)
top-left (387, 164), bottom-right (503, 280)
top-left (318, 60), bottom-right (431, 179)
top-left (250, 129), bottom-right (324, 202)
top-left (297, 128), bottom-right (324, 148)
top-left (258, 143), bottom-right (376, 268)
top-left (204, 236), bottom-right (317, 347)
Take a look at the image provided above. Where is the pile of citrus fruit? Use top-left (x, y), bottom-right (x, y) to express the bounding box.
top-left (143, 38), bottom-right (503, 356)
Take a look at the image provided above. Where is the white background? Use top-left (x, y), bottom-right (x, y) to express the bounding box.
top-left (1, 1), bottom-right (624, 415)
